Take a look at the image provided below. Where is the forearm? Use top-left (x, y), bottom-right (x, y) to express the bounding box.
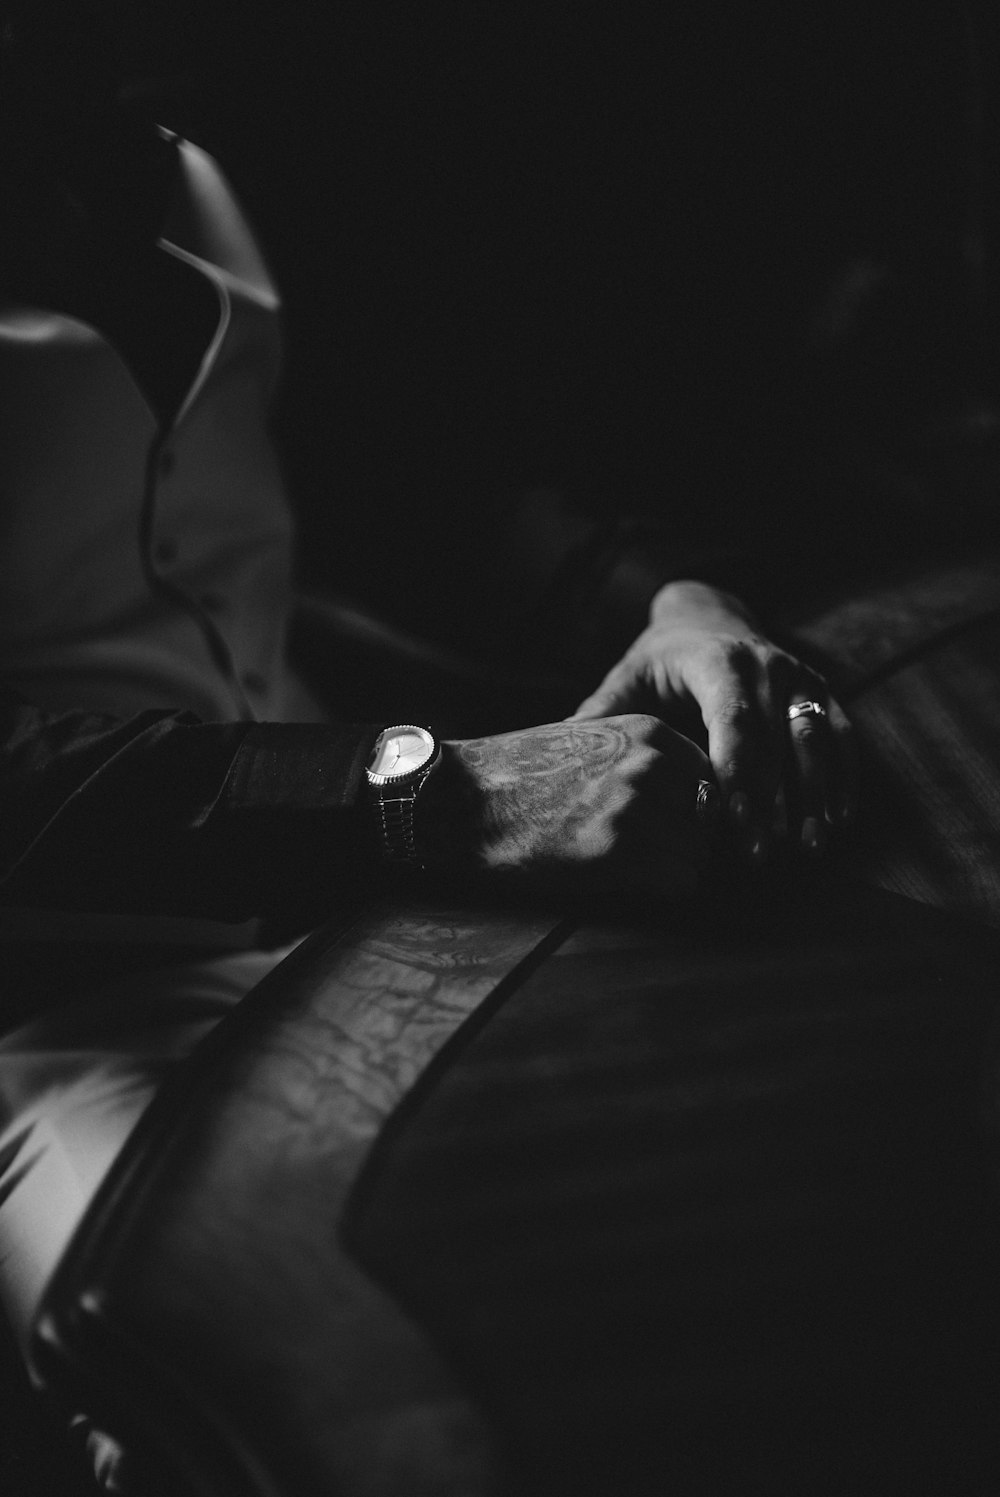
top-left (0, 689), bottom-right (382, 923)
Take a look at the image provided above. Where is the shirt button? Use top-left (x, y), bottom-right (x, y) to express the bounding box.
top-left (158, 449), bottom-right (176, 477)
top-left (154, 538), bottom-right (178, 565)
top-left (242, 671), bottom-right (268, 695)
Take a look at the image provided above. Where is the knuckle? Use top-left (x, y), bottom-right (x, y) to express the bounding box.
top-left (717, 754), bottom-right (745, 784)
top-left (703, 639), bottom-right (753, 685)
top-left (767, 651), bottom-right (797, 687)
top-left (602, 781), bottom-right (641, 833)
top-left (724, 636), bottom-right (786, 672)
top-left (791, 717), bottom-right (825, 746)
top-left (712, 697), bottom-right (756, 731)
top-left (621, 712), bottom-right (663, 742)
top-left (628, 744), bottom-right (661, 782)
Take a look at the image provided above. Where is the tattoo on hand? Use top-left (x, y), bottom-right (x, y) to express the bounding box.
top-left (440, 721), bottom-right (636, 873)
top-left (456, 721), bottom-right (630, 781)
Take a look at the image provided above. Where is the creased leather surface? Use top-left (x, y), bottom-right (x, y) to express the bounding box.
top-left (347, 879), bottom-right (1000, 1495)
top-left (33, 903), bottom-right (566, 1496)
top-left (32, 551), bottom-right (1000, 1495)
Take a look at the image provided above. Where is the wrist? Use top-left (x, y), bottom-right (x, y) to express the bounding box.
top-left (412, 741), bottom-right (480, 871)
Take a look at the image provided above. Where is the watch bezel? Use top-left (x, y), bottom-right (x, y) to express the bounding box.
top-left (365, 724), bottom-right (438, 787)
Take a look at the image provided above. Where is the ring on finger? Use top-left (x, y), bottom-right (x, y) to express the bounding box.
top-left (694, 778), bottom-right (720, 825)
top-left (786, 699), bottom-right (827, 723)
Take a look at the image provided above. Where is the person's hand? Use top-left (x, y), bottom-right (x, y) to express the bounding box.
top-left (417, 715), bottom-right (717, 899)
top-left (570, 581), bottom-right (857, 864)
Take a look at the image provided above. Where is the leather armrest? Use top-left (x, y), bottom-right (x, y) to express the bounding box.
top-left (29, 900), bottom-right (566, 1497)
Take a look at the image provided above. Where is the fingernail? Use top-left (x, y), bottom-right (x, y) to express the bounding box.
top-left (802, 816), bottom-right (826, 855)
top-left (748, 829), bottom-right (768, 866)
top-left (729, 791), bottom-right (751, 827)
top-left (836, 796), bottom-right (856, 826)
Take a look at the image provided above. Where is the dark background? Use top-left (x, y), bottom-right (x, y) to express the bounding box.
top-left (168, 4), bottom-right (1000, 632)
top-left (0, 0), bottom-right (992, 726)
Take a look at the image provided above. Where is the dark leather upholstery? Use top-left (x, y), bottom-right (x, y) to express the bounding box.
top-left (30, 903), bottom-right (565, 1496)
top-left (24, 549), bottom-right (1000, 1494)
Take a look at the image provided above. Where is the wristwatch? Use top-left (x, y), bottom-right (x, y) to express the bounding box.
top-left (365, 724), bottom-right (441, 867)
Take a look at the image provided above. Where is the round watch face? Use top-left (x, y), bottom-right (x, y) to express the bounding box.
top-left (367, 725), bottom-right (435, 781)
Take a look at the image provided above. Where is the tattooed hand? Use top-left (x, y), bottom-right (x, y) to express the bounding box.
top-left (416, 714), bottom-right (715, 897)
top-left (572, 581), bottom-right (857, 866)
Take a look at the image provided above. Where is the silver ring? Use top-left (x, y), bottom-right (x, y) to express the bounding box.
top-left (787, 700), bottom-right (827, 723)
top-left (695, 779), bottom-right (719, 824)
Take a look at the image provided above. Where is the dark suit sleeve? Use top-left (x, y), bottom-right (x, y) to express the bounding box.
top-left (0, 688), bottom-right (382, 922)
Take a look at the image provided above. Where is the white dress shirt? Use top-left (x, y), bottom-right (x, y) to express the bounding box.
top-left (0, 133), bottom-right (300, 725)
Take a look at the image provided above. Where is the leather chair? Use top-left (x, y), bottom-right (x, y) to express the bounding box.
top-left (19, 550), bottom-right (1000, 1495)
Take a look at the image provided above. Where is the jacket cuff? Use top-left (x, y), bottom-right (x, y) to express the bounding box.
top-left (211, 720), bottom-right (384, 929)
